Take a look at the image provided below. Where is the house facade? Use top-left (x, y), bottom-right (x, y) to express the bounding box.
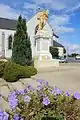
top-left (0, 12), bottom-right (64, 59)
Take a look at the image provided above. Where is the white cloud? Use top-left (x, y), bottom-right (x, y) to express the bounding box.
top-left (53, 26), bottom-right (75, 34)
top-left (49, 14), bottom-right (75, 34)
top-left (38, 0), bottom-right (66, 10)
top-left (23, 3), bottom-right (36, 9)
top-left (49, 15), bottom-right (70, 26)
top-left (67, 44), bottom-right (80, 54)
top-left (24, 0), bottom-right (66, 10)
top-left (66, 3), bottom-right (80, 13)
top-left (60, 41), bottom-right (80, 54)
top-left (0, 4), bottom-right (20, 19)
top-left (0, 2), bottom-right (77, 34)
top-left (71, 44), bottom-right (80, 53)
top-left (27, 0), bottom-right (80, 12)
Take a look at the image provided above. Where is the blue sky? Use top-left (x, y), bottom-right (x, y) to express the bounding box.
top-left (0, 0), bottom-right (80, 53)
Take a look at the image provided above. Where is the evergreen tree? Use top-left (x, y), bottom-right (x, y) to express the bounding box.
top-left (12, 15), bottom-right (32, 66)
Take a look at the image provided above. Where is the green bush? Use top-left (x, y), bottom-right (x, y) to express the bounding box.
top-left (27, 66), bottom-right (37, 76)
top-left (4, 62), bottom-right (37, 82)
top-left (49, 46), bottom-right (59, 58)
top-left (0, 61), bottom-right (7, 77)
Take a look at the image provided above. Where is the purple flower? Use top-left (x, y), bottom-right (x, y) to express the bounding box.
top-left (9, 91), bottom-right (18, 110)
top-left (42, 97), bottom-right (50, 106)
top-left (24, 95), bottom-right (31, 103)
top-left (74, 92), bottom-right (80, 100)
top-left (14, 114), bottom-right (20, 120)
top-left (37, 79), bottom-right (48, 86)
top-left (54, 88), bottom-right (62, 95)
top-left (0, 109), bottom-right (9, 120)
top-left (40, 92), bottom-right (44, 97)
top-left (26, 84), bottom-right (34, 92)
top-left (37, 79), bottom-right (44, 84)
top-left (44, 81), bottom-right (48, 86)
top-left (65, 91), bottom-right (71, 97)
top-left (27, 84), bottom-right (32, 90)
top-left (15, 89), bottom-right (25, 95)
top-left (36, 83), bottom-right (42, 91)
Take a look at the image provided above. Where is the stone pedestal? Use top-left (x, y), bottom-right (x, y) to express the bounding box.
top-left (34, 30), bottom-right (59, 69)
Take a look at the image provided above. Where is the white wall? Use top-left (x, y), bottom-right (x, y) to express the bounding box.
top-left (0, 30), bottom-right (2, 57)
top-left (0, 29), bottom-right (15, 58)
top-left (58, 47), bottom-right (64, 57)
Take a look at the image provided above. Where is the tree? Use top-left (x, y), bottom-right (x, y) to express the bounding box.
top-left (49, 46), bottom-right (59, 58)
top-left (71, 53), bottom-right (79, 57)
top-left (12, 15), bottom-right (32, 66)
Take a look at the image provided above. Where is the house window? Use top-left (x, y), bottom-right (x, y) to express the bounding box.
top-left (8, 35), bottom-right (12, 49)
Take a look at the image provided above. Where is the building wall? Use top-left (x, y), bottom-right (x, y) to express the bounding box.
top-left (58, 47), bottom-right (64, 57)
top-left (0, 29), bottom-right (15, 58)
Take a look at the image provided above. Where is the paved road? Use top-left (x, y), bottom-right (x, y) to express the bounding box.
top-left (34, 63), bottom-right (80, 92)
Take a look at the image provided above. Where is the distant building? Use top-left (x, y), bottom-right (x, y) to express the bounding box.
top-left (0, 12), bottom-right (64, 58)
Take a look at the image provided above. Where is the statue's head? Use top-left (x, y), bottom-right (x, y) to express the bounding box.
top-left (37, 9), bottom-right (49, 20)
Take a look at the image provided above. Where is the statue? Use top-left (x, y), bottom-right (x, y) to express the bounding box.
top-left (37, 10), bottom-right (49, 31)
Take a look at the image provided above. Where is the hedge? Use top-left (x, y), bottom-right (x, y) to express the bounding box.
top-left (0, 61), bottom-right (7, 77)
top-left (3, 62), bottom-right (37, 82)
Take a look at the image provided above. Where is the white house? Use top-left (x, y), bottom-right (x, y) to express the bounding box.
top-left (0, 12), bottom-right (64, 58)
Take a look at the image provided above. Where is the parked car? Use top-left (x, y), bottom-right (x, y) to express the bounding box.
top-left (75, 55), bottom-right (80, 60)
top-left (58, 57), bottom-right (68, 63)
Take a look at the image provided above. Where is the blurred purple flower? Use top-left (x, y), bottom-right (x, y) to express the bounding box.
top-left (36, 83), bottom-right (42, 91)
top-left (74, 92), bottom-right (80, 100)
top-left (24, 89), bottom-right (28, 93)
top-left (24, 95), bottom-right (31, 103)
top-left (14, 114), bottom-right (20, 120)
top-left (26, 84), bottom-right (34, 92)
top-left (43, 97), bottom-right (50, 106)
top-left (37, 79), bottom-right (44, 84)
top-left (54, 88), bottom-right (62, 95)
top-left (44, 80), bottom-right (48, 86)
top-left (27, 84), bottom-right (32, 89)
top-left (0, 109), bottom-right (9, 120)
top-left (40, 92), bottom-right (44, 97)
top-left (65, 91), bottom-right (71, 97)
top-left (9, 91), bottom-right (18, 110)
top-left (15, 89), bottom-right (25, 95)
top-left (37, 79), bottom-right (48, 86)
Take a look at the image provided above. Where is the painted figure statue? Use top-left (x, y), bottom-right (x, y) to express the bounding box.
top-left (37, 10), bottom-right (49, 30)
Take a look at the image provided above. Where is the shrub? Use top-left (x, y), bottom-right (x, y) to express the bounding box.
top-left (4, 62), bottom-right (37, 82)
top-left (0, 61), bottom-right (7, 77)
top-left (1, 80), bottom-right (80, 120)
top-left (49, 46), bottom-right (59, 58)
top-left (27, 66), bottom-right (37, 76)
